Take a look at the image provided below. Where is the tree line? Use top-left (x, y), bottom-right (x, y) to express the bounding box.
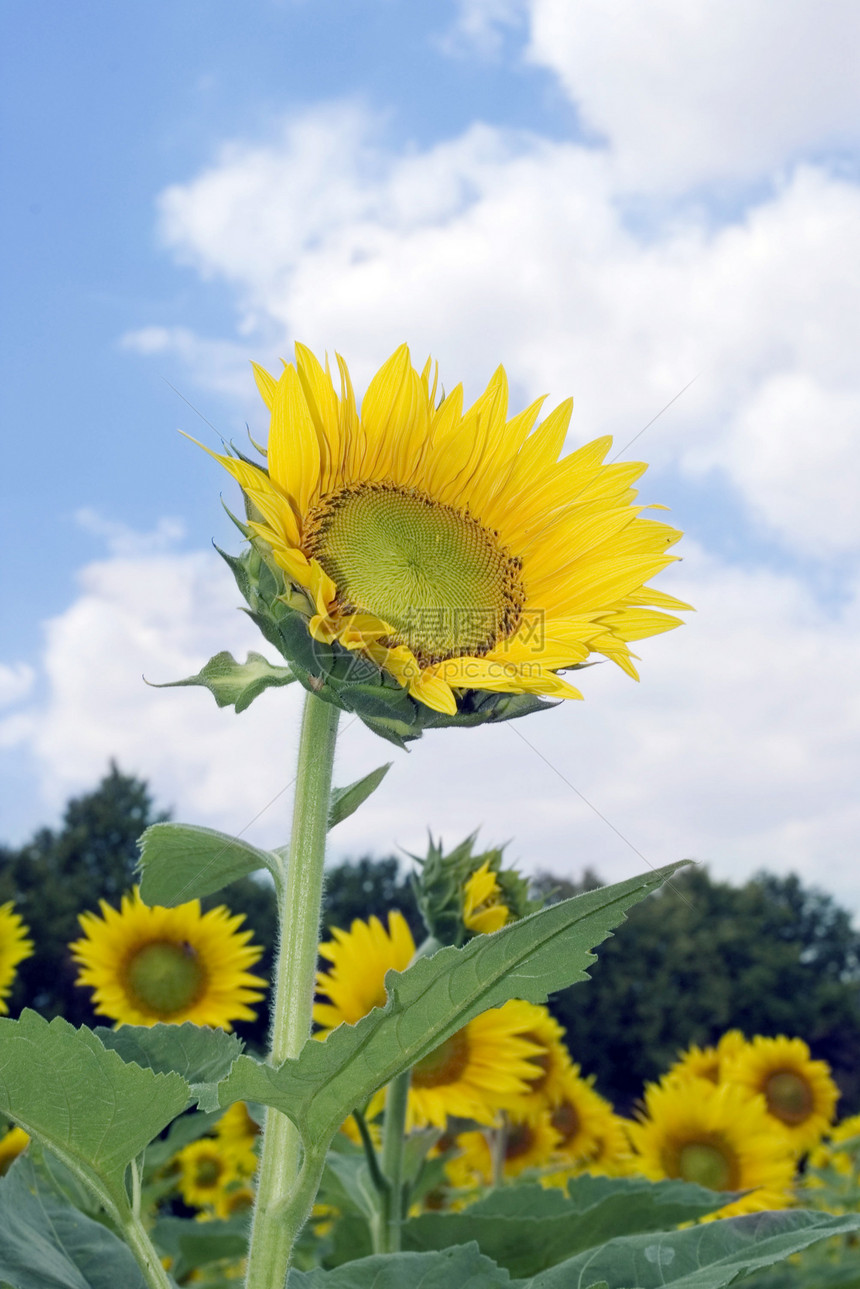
top-left (2, 766), bottom-right (859, 1114)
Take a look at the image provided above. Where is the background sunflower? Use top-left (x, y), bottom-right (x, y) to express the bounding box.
top-left (70, 887), bottom-right (266, 1028)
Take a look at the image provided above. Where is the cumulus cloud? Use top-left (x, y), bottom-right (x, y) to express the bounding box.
top-left (454, 0), bottom-right (860, 190)
top-left (2, 527), bottom-right (859, 910)
top-left (0, 663), bottom-right (35, 710)
top-left (148, 104), bottom-right (860, 559)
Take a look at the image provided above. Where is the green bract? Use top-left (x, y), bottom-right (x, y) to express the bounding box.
top-left (411, 832), bottom-right (537, 947)
top-left (164, 521), bottom-right (557, 747)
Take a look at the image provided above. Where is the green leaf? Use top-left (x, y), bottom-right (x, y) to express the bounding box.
top-left (137, 820), bottom-right (280, 905)
top-left (0, 1155), bottom-right (147, 1289)
top-left (328, 764), bottom-right (392, 831)
top-left (403, 1178), bottom-right (729, 1276)
top-left (288, 1244), bottom-right (512, 1287)
top-left (530, 1209), bottom-right (860, 1288)
top-left (0, 1011), bottom-right (189, 1212)
top-left (148, 648), bottom-right (294, 712)
top-left (217, 862), bottom-right (687, 1144)
top-left (151, 1215), bottom-right (248, 1280)
top-left (94, 1022), bottom-right (243, 1087)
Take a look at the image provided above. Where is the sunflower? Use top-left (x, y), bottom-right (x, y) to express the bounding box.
top-left (667, 1030), bottom-right (748, 1085)
top-left (0, 902), bottom-right (33, 1014)
top-left (174, 1139), bottom-right (245, 1210)
top-left (200, 344), bottom-right (689, 718)
top-left (0, 1125), bottom-right (29, 1176)
top-left (447, 1111), bottom-right (562, 1189)
top-left (502, 1002), bottom-right (573, 1117)
top-left (70, 888), bottom-right (266, 1029)
top-left (315, 916), bottom-right (554, 1128)
top-left (544, 1066), bottom-right (613, 1163)
top-left (313, 911), bottom-right (416, 1035)
top-left (725, 1035), bottom-right (839, 1153)
top-left (628, 1077), bottom-right (795, 1218)
top-left (462, 861), bottom-right (510, 935)
top-left (408, 1001), bottom-right (548, 1130)
top-left (216, 1101), bottom-right (261, 1147)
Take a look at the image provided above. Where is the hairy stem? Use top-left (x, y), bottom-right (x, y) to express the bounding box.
top-left (378, 1068), bottom-right (412, 1253)
top-left (245, 691), bottom-right (340, 1289)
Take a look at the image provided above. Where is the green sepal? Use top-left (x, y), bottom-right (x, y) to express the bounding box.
top-left (412, 832), bottom-right (539, 947)
top-left (147, 648), bottom-right (294, 713)
top-left (213, 540), bottom-right (562, 744)
top-left (137, 820), bottom-right (281, 905)
top-left (212, 862), bottom-right (687, 1146)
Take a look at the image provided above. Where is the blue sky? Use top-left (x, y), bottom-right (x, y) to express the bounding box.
top-left (2, 2), bottom-right (860, 911)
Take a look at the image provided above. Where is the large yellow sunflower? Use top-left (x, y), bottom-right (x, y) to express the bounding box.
top-left (0, 902), bottom-right (33, 1014)
top-left (314, 915), bottom-right (545, 1128)
top-left (201, 344), bottom-right (689, 716)
top-left (313, 910), bottom-right (416, 1035)
top-left (628, 1077), bottom-right (796, 1218)
top-left (501, 1001), bottom-right (573, 1118)
top-left (725, 1035), bottom-right (839, 1153)
top-left (70, 888), bottom-right (266, 1029)
top-left (408, 1001), bottom-right (548, 1130)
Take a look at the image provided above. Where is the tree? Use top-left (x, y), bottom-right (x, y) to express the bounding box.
top-left (536, 865), bottom-right (860, 1115)
top-left (0, 764), bottom-right (165, 1027)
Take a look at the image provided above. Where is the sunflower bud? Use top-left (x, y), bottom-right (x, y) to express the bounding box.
top-left (411, 832), bottom-right (538, 947)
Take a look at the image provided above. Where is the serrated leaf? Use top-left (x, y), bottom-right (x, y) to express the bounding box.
top-left (328, 764), bottom-right (392, 830)
top-left (137, 821), bottom-right (280, 905)
top-left (151, 1215), bottom-right (249, 1280)
top-left (94, 1022), bottom-right (243, 1087)
top-left (530, 1210), bottom-right (860, 1289)
top-left (149, 649), bottom-right (294, 712)
top-left (0, 1155), bottom-right (147, 1289)
top-left (403, 1178), bottom-right (729, 1276)
top-left (288, 1244), bottom-right (512, 1287)
top-left (217, 862), bottom-right (687, 1143)
top-left (0, 1012), bottom-right (189, 1211)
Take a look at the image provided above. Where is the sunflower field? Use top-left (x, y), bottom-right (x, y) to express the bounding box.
top-left (1, 346), bottom-right (859, 1288)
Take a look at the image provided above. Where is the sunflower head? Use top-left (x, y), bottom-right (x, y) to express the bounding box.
top-left (70, 888), bottom-right (266, 1029)
top-left (190, 344), bottom-right (689, 745)
top-left (725, 1035), bottom-right (840, 1153)
top-left (411, 832), bottom-right (535, 947)
top-left (0, 902), bottom-right (34, 1015)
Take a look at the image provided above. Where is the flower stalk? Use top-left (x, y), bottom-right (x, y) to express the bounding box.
top-left (245, 690), bottom-right (340, 1289)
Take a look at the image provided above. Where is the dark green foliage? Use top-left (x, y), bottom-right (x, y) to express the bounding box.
top-left (538, 865), bottom-right (860, 1114)
top-left (322, 855), bottom-right (423, 941)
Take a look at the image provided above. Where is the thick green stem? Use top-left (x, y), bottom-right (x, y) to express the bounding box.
top-left (245, 691), bottom-right (340, 1289)
top-left (378, 1068), bottom-right (412, 1253)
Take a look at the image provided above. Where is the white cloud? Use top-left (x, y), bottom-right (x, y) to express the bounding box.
top-left (3, 529), bottom-right (860, 911)
top-left (148, 106), bottom-right (860, 558)
top-left (518, 0), bottom-right (860, 191)
top-left (0, 663), bottom-right (35, 710)
top-left (119, 327), bottom-right (257, 401)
